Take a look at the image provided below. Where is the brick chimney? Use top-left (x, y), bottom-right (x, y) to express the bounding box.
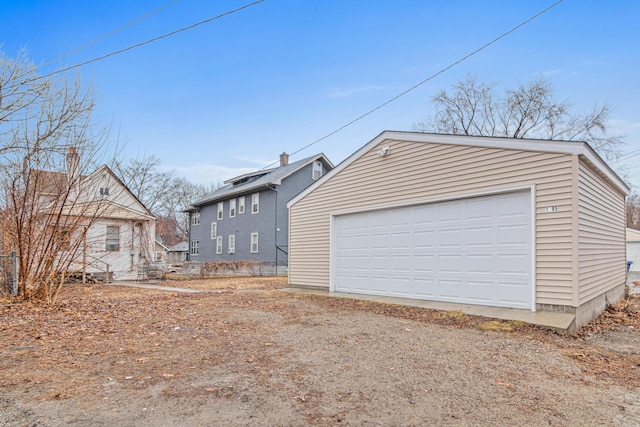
top-left (279, 152), bottom-right (289, 166)
top-left (66, 147), bottom-right (80, 185)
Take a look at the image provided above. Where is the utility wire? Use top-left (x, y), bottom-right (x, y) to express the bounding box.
top-left (5, 0), bottom-right (264, 90)
top-left (34, 0), bottom-right (182, 73)
top-left (264, 0), bottom-right (564, 168)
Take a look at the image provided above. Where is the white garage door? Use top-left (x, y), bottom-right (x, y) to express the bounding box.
top-left (333, 191), bottom-right (532, 309)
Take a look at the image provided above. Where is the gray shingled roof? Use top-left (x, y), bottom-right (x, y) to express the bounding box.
top-left (168, 241), bottom-right (189, 252)
top-left (190, 153), bottom-right (332, 207)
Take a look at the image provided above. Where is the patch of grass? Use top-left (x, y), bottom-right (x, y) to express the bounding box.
top-left (438, 310), bottom-right (466, 319)
top-left (477, 320), bottom-right (524, 332)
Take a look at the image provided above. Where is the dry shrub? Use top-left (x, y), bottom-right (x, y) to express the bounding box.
top-left (201, 260), bottom-right (262, 277)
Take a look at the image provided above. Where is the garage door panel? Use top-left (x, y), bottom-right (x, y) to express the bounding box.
top-left (391, 232), bottom-right (411, 248)
top-left (467, 280), bottom-right (495, 302)
top-left (497, 282), bottom-right (530, 306)
top-left (467, 227), bottom-right (495, 247)
top-left (438, 229), bottom-right (463, 248)
top-left (497, 194), bottom-right (529, 217)
top-left (439, 279), bottom-right (465, 299)
top-left (413, 230), bottom-right (435, 248)
top-left (438, 255), bottom-right (463, 273)
top-left (390, 278), bottom-right (412, 295)
top-left (438, 203), bottom-right (464, 222)
top-left (414, 255), bottom-right (436, 273)
top-left (497, 254), bottom-right (529, 275)
top-left (334, 191), bottom-right (532, 309)
top-left (413, 278), bottom-right (436, 297)
top-left (467, 255), bottom-right (494, 274)
top-left (497, 224), bottom-right (529, 246)
top-left (469, 199), bottom-right (496, 220)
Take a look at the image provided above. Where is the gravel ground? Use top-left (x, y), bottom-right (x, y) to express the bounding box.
top-left (1, 277), bottom-right (639, 426)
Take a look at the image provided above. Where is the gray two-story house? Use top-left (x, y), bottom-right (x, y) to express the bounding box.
top-left (186, 152), bottom-right (333, 270)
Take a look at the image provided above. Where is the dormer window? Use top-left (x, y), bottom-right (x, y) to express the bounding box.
top-left (312, 161), bottom-right (323, 180)
top-left (100, 187), bottom-right (110, 196)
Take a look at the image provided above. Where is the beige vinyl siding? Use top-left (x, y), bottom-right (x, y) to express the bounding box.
top-left (289, 139), bottom-right (575, 305)
top-left (577, 159), bottom-right (626, 304)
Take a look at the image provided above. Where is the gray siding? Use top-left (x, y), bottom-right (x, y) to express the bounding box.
top-left (188, 161), bottom-right (328, 264)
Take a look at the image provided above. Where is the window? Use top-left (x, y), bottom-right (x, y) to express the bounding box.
top-left (99, 187), bottom-right (110, 196)
top-left (312, 160), bottom-right (323, 180)
top-left (155, 252), bottom-right (162, 262)
top-left (228, 234), bottom-right (235, 254)
top-left (217, 202), bottom-right (223, 220)
top-left (250, 232), bottom-right (259, 253)
top-left (229, 198), bottom-right (236, 218)
top-left (238, 196), bottom-right (245, 214)
top-left (216, 236), bottom-right (223, 254)
top-left (251, 192), bottom-right (259, 214)
top-left (190, 240), bottom-right (199, 256)
top-left (191, 211), bottom-right (200, 225)
top-left (106, 226), bottom-right (120, 251)
top-left (210, 222), bottom-right (217, 239)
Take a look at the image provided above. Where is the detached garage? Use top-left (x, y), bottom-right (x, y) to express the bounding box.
top-left (287, 131), bottom-right (629, 332)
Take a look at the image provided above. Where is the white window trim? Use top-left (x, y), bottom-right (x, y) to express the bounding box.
top-left (229, 198), bottom-right (236, 218)
top-left (190, 240), bottom-right (199, 256)
top-left (211, 222), bottom-right (217, 239)
top-left (238, 196), bottom-right (245, 214)
top-left (106, 225), bottom-right (120, 252)
top-left (216, 236), bottom-right (223, 254)
top-left (191, 211), bottom-right (200, 225)
top-left (217, 202), bottom-right (224, 220)
top-left (251, 192), bottom-right (259, 214)
top-left (228, 234), bottom-right (236, 254)
top-left (250, 232), bottom-right (259, 253)
top-left (312, 160), bottom-right (323, 180)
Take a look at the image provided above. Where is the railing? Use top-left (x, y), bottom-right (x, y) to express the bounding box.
top-left (71, 254), bottom-right (112, 284)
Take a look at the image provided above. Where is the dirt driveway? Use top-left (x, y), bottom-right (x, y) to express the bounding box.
top-left (1, 277), bottom-right (639, 426)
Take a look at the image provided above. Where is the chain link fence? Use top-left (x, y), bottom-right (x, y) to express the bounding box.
top-left (0, 252), bottom-right (18, 296)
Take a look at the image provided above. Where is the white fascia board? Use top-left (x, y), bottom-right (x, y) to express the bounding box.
top-left (288, 131), bottom-right (629, 208)
top-left (271, 153), bottom-right (333, 185)
top-left (385, 132), bottom-right (629, 195)
top-left (288, 133), bottom-right (388, 208)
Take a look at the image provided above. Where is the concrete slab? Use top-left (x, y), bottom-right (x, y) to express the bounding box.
top-left (628, 272), bottom-right (640, 295)
top-left (282, 288), bottom-right (575, 331)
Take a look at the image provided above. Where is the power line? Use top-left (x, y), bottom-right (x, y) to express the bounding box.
top-left (264, 0), bottom-right (564, 169)
top-left (5, 0), bottom-right (264, 90)
top-left (34, 0), bottom-right (182, 73)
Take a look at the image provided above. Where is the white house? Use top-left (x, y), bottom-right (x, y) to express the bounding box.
top-left (628, 228), bottom-right (640, 273)
top-left (43, 149), bottom-right (156, 281)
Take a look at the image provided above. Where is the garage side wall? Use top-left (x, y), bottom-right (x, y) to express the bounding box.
top-left (577, 159), bottom-right (626, 304)
top-left (289, 139), bottom-right (576, 306)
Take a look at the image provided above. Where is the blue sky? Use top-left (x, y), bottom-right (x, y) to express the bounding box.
top-left (1, 0), bottom-right (639, 189)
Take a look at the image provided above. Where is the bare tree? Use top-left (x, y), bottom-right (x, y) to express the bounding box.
top-left (114, 155), bottom-right (217, 244)
top-left (627, 191), bottom-right (640, 229)
top-left (0, 50), bottom-right (110, 303)
top-left (112, 155), bottom-right (177, 214)
top-left (414, 75), bottom-right (624, 161)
